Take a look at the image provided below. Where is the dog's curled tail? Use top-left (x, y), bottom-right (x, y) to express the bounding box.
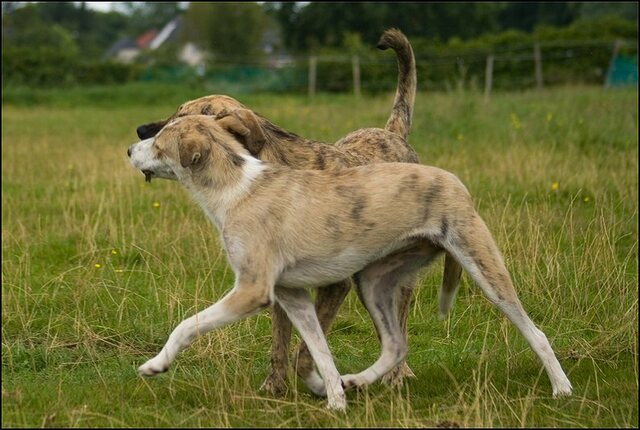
top-left (377, 28), bottom-right (416, 142)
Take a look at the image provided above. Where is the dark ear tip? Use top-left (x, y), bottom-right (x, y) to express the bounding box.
top-left (137, 121), bottom-right (168, 140)
top-left (136, 125), bottom-right (148, 139)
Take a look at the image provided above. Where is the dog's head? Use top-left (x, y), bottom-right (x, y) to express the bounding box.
top-left (136, 96), bottom-right (269, 156)
top-left (128, 111), bottom-right (265, 186)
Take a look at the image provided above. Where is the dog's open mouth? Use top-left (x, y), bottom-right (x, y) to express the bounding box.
top-left (142, 170), bottom-right (154, 183)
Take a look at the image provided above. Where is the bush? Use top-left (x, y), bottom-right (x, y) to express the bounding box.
top-left (2, 46), bottom-right (144, 87)
top-left (76, 62), bottom-right (144, 85)
top-left (2, 46), bottom-right (78, 87)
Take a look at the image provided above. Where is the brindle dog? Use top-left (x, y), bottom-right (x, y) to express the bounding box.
top-left (134, 28), bottom-right (463, 396)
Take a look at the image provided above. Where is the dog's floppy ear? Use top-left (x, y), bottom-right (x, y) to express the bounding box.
top-left (179, 139), bottom-right (209, 168)
top-left (216, 108), bottom-right (266, 155)
top-left (137, 120), bottom-right (168, 139)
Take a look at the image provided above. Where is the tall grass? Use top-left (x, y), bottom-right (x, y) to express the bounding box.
top-left (2, 85), bottom-right (637, 427)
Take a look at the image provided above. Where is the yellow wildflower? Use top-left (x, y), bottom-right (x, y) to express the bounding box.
top-left (153, 202), bottom-right (161, 208)
top-left (551, 182), bottom-right (559, 191)
top-left (111, 249), bottom-right (118, 255)
top-left (583, 196), bottom-right (590, 202)
top-left (94, 263), bottom-right (102, 269)
top-left (457, 133), bottom-right (464, 141)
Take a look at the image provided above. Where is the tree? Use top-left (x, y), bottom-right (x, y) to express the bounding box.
top-left (498, 2), bottom-right (581, 32)
top-left (182, 2), bottom-right (268, 60)
top-left (1, 1), bottom-right (133, 60)
top-left (267, 2), bottom-right (506, 52)
top-left (2, 3), bottom-right (78, 54)
top-left (579, 2), bottom-right (638, 22)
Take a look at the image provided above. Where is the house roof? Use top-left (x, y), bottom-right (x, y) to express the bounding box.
top-left (104, 16), bottom-right (192, 60)
top-left (137, 29), bottom-right (159, 49)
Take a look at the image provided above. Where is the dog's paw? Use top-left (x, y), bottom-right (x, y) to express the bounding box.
top-left (341, 373), bottom-right (368, 390)
top-left (326, 392), bottom-right (347, 411)
top-left (381, 362), bottom-right (416, 387)
top-left (259, 373), bottom-right (287, 397)
top-left (552, 380), bottom-right (573, 398)
top-left (138, 357), bottom-right (169, 377)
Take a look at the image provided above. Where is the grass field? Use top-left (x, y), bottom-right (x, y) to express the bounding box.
top-left (2, 84), bottom-right (638, 427)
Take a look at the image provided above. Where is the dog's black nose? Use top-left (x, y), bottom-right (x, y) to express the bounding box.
top-left (127, 146), bottom-right (132, 157)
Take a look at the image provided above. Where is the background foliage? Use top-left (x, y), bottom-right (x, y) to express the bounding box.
top-left (1, 2), bottom-right (637, 90)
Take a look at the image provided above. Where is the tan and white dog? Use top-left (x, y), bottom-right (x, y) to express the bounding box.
top-left (128, 114), bottom-right (573, 410)
top-left (133, 28), bottom-right (465, 396)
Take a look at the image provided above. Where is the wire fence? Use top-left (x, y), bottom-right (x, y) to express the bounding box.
top-left (140, 39), bottom-right (638, 95)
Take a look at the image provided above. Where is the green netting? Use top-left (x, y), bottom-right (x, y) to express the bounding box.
top-left (606, 55), bottom-right (638, 86)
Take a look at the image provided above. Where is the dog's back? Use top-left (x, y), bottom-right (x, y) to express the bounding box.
top-left (227, 162), bottom-right (469, 285)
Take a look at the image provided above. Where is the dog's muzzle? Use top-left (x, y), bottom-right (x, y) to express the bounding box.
top-left (127, 144), bottom-right (154, 182)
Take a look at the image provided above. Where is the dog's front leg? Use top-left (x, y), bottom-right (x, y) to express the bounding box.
top-left (294, 280), bottom-right (351, 397)
top-left (139, 274), bottom-right (274, 376)
top-left (274, 286), bottom-right (346, 411)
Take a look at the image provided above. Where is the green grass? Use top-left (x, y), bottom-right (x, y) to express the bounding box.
top-left (2, 84), bottom-right (638, 427)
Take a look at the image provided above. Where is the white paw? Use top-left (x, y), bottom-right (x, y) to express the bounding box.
top-left (552, 380), bottom-right (573, 398)
top-left (326, 392), bottom-right (347, 411)
top-left (341, 373), bottom-right (367, 390)
top-left (138, 356), bottom-right (169, 377)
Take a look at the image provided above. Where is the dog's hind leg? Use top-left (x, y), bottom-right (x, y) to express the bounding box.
top-left (294, 280), bottom-right (351, 397)
top-left (380, 272), bottom-right (418, 386)
top-left (383, 251), bottom-right (463, 386)
top-left (440, 211), bottom-right (573, 397)
top-left (342, 242), bottom-right (441, 389)
top-left (274, 286), bottom-right (346, 411)
top-left (259, 303), bottom-right (292, 396)
top-left (138, 272), bottom-right (275, 377)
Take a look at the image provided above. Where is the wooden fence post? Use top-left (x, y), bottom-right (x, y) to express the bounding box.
top-left (308, 56), bottom-right (317, 97)
top-left (534, 42), bottom-right (544, 89)
top-left (484, 54), bottom-right (494, 101)
top-left (352, 55), bottom-right (361, 97)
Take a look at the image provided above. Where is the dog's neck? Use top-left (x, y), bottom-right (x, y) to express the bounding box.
top-left (181, 155), bottom-right (267, 229)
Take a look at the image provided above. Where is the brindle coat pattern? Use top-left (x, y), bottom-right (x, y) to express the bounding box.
top-left (134, 29), bottom-right (463, 395)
